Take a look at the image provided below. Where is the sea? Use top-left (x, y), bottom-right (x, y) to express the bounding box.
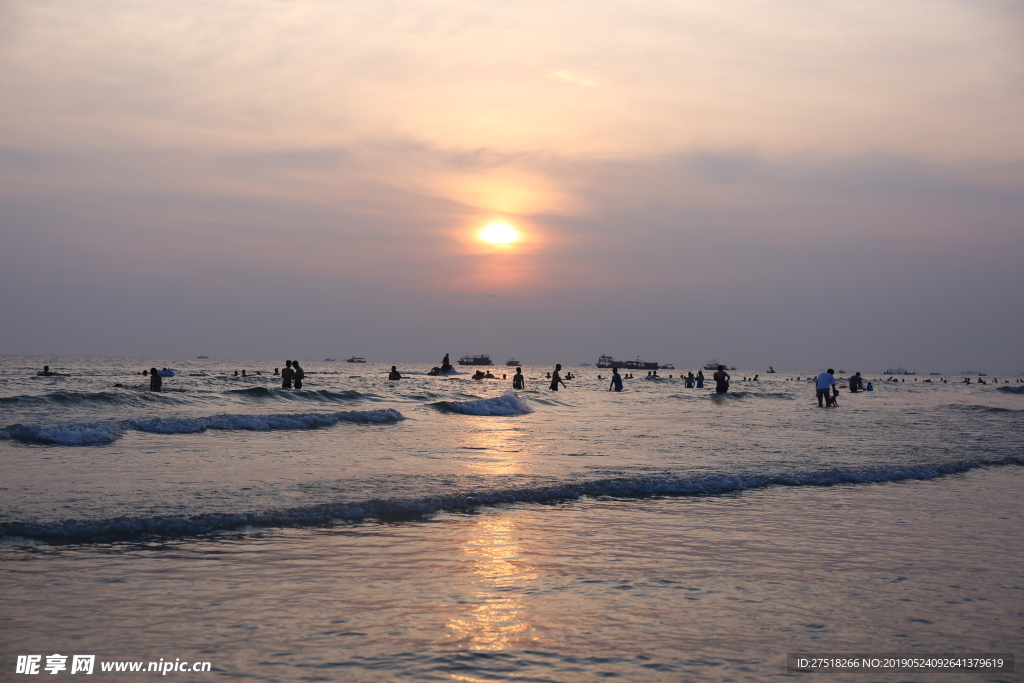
top-left (1, 355), bottom-right (1021, 682)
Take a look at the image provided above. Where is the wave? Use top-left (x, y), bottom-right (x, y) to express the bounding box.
top-left (0, 390), bottom-right (192, 407)
top-left (431, 392), bottom-right (533, 416)
top-left (0, 409), bottom-right (405, 445)
top-left (719, 390), bottom-right (797, 399)
top-left (997, 385), bottom-right (1024, 394)
top-left (224, 387), bottom-right (374, 403)
top-left (946, 403), bottom-right (1024, 414)
top-left (3, 456), bottom-right (1019, 542)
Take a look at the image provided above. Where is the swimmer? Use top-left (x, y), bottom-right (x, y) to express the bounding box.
top-left (512, 367), bottom-right (525, 389)
top-left (609, 367), bottom-right (623, 392)
top-left (292, 361), bottom-right (304, 390)
top-left (549, 364), bottom-right (566, 391)
top-left (684, 372), bottom-right (695, 388)
top-left (282, 360), bottom-right (293, 389)
top-left (696, 371), bottom-right (705, 389)
top-left (849, 371), bottom-right (863, 392)
top-left (713, 365), bottom-right (730, 393)
top-left (149, 367), bottom-right (162, 392)
top-left (388, 366), bottom-right (401, 380)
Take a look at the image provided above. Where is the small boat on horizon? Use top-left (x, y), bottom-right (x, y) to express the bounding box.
top-left (506, 358), bottom-right (521, 366)
top-left (703, 359), bottom-right (723, 371)
top-left (459, 355), bottom-right (493, 366)
top-left (597, 355), bottom-right (659, 370)
top-left (196, 355), bottom-right (209, 359)
top-left (346, 356), bottom-right (366, 363)
top-left (324, 358), bottom-right (336, 362)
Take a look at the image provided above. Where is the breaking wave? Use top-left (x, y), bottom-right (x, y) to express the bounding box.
top-left (3, 456), bottom-right (1019, 542)
top-left (0, 409), bottom-right (405, 445)
top-left (432, 392), bottom-right (533, 416)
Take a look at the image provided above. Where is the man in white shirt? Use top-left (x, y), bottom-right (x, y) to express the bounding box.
top-left (816, 368), bottom-right (836, 407)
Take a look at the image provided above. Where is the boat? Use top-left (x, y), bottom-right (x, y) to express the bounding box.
top-left (346, 356), bottom-right (366, 363)
top-left (596, 355), bottom-right (659, 370)
top-left (324, 358), bottom-right (336, 362)
top-left (767, 366), bottom-right (776, 373)
top-left (659, 364), bottom-right (675, 370)
top-left (458, 355), bottom-right (493, 366)
top-left (929, 372), bottom-right (942, 376)
top-left (196, 355), bottom-right (209, 359)
top-left (703, 360), bottom-right (723, 371)
top-left (506, 359), bottom-right (521, 366)
top-left (884, 367), bottom-right (916, 375)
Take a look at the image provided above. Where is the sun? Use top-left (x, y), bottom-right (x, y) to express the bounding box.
top-left (479, 222), bottom-right (521, 245)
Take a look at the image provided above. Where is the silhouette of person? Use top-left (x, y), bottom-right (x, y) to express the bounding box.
top-left (512, 367), bottom-right (525, 389)
top-left (549, 364), bottom-right (566, 391)
top-left (713, 365), bottom-right (730, 393)
top-left (282, 360), bottom-right (294, 389)
top-left (816, 369), bottom-right (836, 407)
top-left (441, 353), bottom-right (452, 374)
top-left (609, 367), bottom-right (623, 392)
top-left (849, 371), bottom-right (863, 392)
top-left (684, 372), bottom-right (695, 388)
top-left (149, 367), bottom-right (162, 392)
top-left (696, 371), bottom-right (705, 388)
top-left (292, 361), bottom-right (304, 390)
top-left (389, 366), bottom-right (401, 380)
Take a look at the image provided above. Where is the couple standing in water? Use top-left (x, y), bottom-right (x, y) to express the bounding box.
top-left (281, 360), bottom-right (304, 389)
top-left (508, 365), bottom-right (560, 391)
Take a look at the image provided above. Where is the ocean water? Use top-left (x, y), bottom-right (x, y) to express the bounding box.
top-left (1, 355), bottom-right (1021, 681)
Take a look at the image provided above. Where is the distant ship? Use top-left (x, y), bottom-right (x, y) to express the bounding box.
top-left (346, 356), bottom-right (366, 363)
top-left (597, 355), bottom-right (659, 370)
top-left (324, 358), bottom-right (336, 362)
top-left (884, 367), bottom-right (915, 375)
top-left (703, 359), bottom-right (724, 371)
top-left (459, 355), bottom-right (493, 366)
top-left (506, 359), bottom-right (521, 366)
top-left (196, 355), bottom-right (209, 359)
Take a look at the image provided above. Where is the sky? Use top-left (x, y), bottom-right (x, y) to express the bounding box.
top-left (1, 0), bottom-right (1022, 372)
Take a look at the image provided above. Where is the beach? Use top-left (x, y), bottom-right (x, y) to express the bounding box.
top-left (1, 356), bottom-right (1021, 681)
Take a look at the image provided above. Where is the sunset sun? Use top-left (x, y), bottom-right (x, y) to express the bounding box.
top-left (478, 222), bottom-right (521, 245)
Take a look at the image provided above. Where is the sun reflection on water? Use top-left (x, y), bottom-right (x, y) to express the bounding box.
top-left (457, 419), bottom-right (530, 476)
top-left (445, 514), bottom-right (539, 651)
